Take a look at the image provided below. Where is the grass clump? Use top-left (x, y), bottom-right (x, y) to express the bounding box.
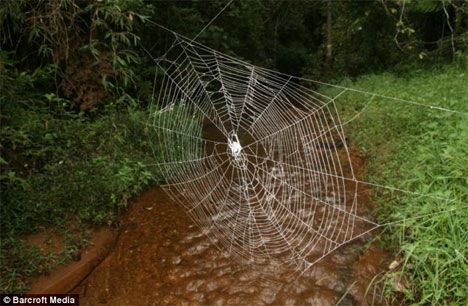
top-left (322, 64), bottom-right (468, 304)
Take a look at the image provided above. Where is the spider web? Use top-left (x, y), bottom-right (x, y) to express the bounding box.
top-left (148, 34), bottom-right (381, 279)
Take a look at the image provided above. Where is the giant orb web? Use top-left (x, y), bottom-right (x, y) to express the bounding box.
top-left (149, 35), bottom-right (375, 278)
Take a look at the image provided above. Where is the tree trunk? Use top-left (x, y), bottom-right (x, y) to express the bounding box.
top-left (324, 0), bottom-right (333, 76)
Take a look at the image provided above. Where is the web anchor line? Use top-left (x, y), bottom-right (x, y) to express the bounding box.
top-left (145, 19), bottom-right (468, 117)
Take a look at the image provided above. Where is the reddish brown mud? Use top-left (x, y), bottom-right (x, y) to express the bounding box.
top-left (73, 148), bottom-right (390, 306)
top-left (28, 228), bottom-right (117, 294)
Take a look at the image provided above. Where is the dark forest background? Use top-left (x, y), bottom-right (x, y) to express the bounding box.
top-left (0, 0), bottom-right (467, 297)
top-left (2, 0), bottom-right (467, 111)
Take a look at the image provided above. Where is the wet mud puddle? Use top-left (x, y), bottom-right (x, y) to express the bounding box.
top-left (75, 154), bottom-right (390, 306)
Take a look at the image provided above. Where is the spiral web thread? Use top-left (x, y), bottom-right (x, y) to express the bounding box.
top-left (147, 34), bottom-right (467, 279)
top-left (148, 34), bottom-right (369, 278)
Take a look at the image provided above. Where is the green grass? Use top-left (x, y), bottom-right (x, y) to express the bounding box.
top-left (321, 64), bottom-right (468, 304)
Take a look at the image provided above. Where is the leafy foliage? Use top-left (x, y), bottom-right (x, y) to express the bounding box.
top-left (1, 0), bottom-right (151, 110)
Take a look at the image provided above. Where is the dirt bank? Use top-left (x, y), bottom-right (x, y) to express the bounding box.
top-left (27, 228), bottom-right (118, 294)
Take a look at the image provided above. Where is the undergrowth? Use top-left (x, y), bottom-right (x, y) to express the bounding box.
top-left (323, 64), bottom-right (468, 304)
top-left (0, 60), bottom-right (197, 293)
top-left (0, 107), bottom-right (155, 293)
